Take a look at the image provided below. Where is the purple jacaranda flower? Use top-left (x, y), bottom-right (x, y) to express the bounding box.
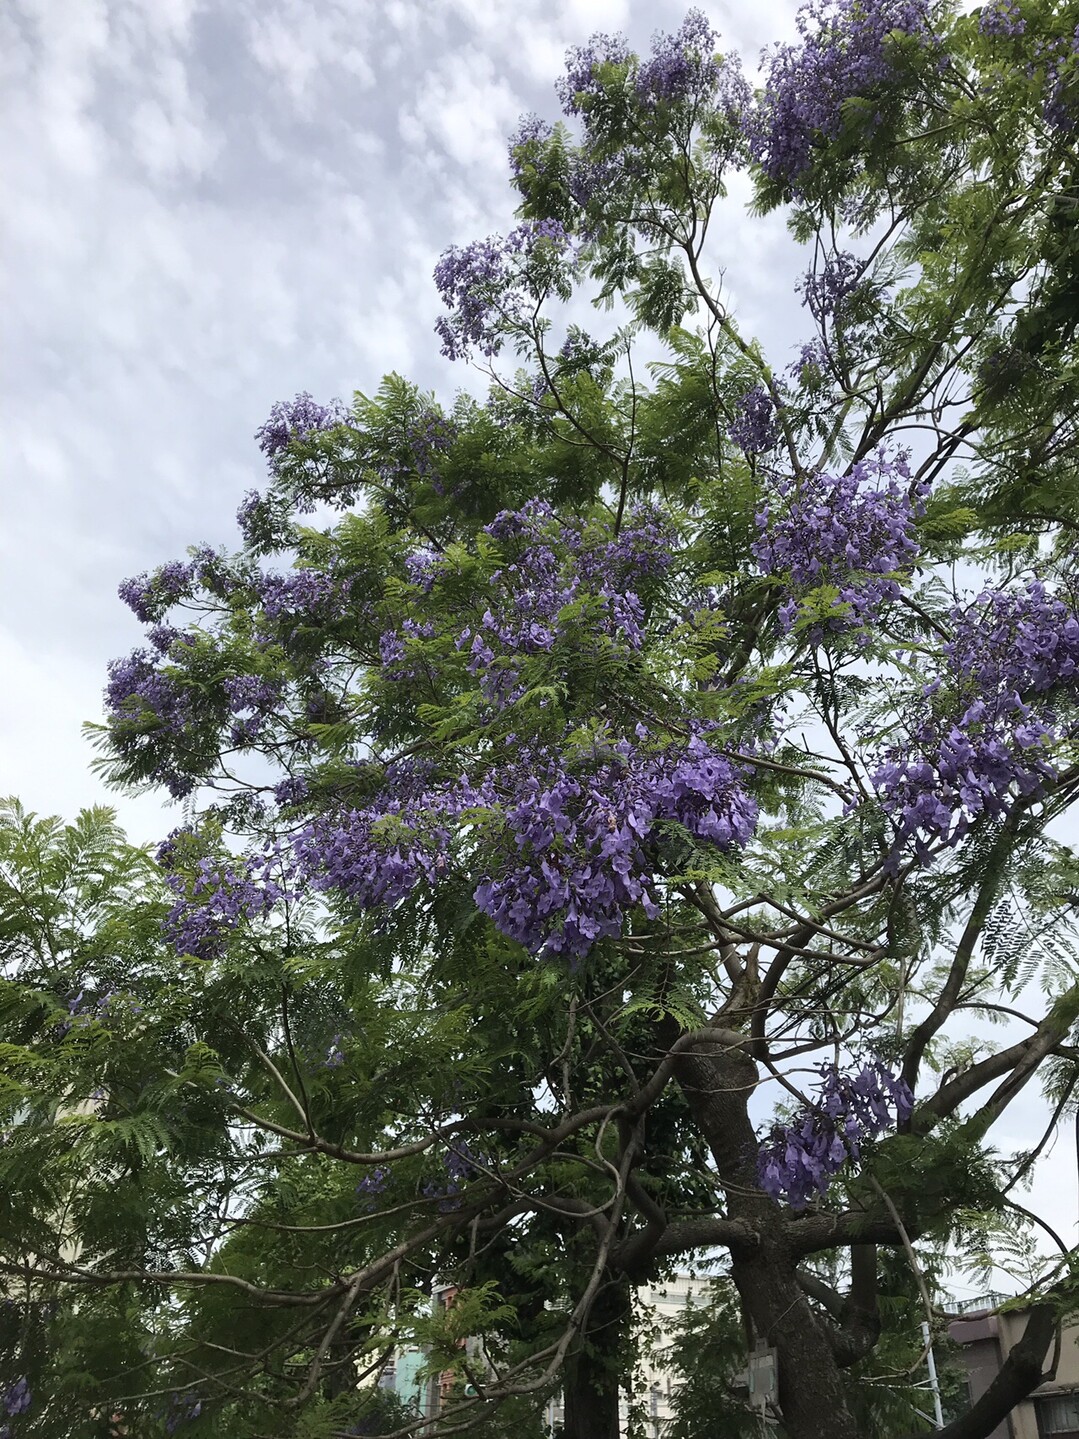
top-left (757, 1060), bottom-right (912, 1207)
top-left (729, 385), bottom-right (779, 455)
top-left (746, 0), bottom-right (934, 195)
top-left (754, 448), bottom-right (925, 636)
top-left (255, 392), bottom-right (348, 472)
top-left (872, 580), bottom-right (1079, 850)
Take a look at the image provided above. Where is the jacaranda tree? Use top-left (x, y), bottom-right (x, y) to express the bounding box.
top-left (5, 2), bottom-right (1079, 1436)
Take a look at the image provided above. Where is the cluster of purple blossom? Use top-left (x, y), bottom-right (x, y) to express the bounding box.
top-left (473, 733), bottom-right (757, 957)
top-left (635, 11), bottom-right (721, 108)
top-left (403, 548), bottom-right (444, 594)
top-left (354, 1146), bottom-right (484, 1214)
top-left (382, 501), bottom-right (676, 706)
top-left (978, 0), bottom-right (1025, 38)
top-left (518, 15), bottom-right (747, 230)
top-left (508, 113), bottom-right (555, 180)
top-left (223, 674), bottom-right (284, 746)
top-left (254, 392), bottom-right (347, 471)
top-left (753, 450), bottom-right (926, 634)
top-left (747, 0), bottom-right (932, 193)
top-left (556, 12), bottom-right (747, 120)
top-left (356, 1165), bottom-right (391, 1201)
top-left (65, 989), bottom-right (114, 1028)
top-left (798, 250), bottom-right (872, 330)
top-left (1040, 26), bottom-right (1079, 131)
top-left (728, 385), bottom-right (779, 455)
top-left (292, 759), bottom-right (469, 913)
top-left (1, 1379), bottom-right (30, 1424)
top-left (757, 1060), bottom-right (913, 1208)
top-left (162, 849), bottom-right (291, 960)
top-left (105, 649), bottom-right (195, 798)
top-left (434, 219), bottom-right (573, 361)
top-left (286, 725), bottom-right (755, 960)
top-left (401, 407), bottom-right (458, 496)
top-left (255, 567), bottom-right (345, 622)
top-left (789, 338), bottom-right (829, 384)
top-left (146, 624), bottom-right (184, 656)
top-left (118, 560), bottom-right (196, 625)
top-left (422, 1142), bottom-right (488, 1211)
top-left (873, 582), bottom-right (1079, 850)
top-left (273, 775), bottom-right (310, 806)
top-left (556, 30), bottom-right (632, 114)
top-left (163, 1395), bottom-right (203, 1433)
top-left (379, 619), bottom-right (436, 682)
top-left (235, 486), bottom-right (309, 553)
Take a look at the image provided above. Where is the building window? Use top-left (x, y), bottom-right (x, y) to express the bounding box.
top-left (1038, 1392), bottom-right (1079, 1437)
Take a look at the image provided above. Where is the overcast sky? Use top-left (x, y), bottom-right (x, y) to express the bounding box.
top-left (2, 0), bottom-right (1073, 1294)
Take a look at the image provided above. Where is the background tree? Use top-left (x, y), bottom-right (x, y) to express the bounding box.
top-left (4, 3), bottom-right (1079, 1437)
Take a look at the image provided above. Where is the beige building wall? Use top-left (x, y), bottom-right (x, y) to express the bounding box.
top-left (950, 1303), bottom-right (1079, 1439)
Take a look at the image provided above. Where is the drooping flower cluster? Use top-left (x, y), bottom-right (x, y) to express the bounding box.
top-left (357, 1166), bottom-right (391, 1195)
top-left (873, 582), bottom-right (1079, 850)
top-left (163, 1394), bottom-right (203, 1433)
top-left (118, 550), bottom-right (238, 624)
top-left (757, 1060), bottom-right (913, 1208)
top-left (556, 31), bottom-right (633, 114)
top-left (508, 113), bottom-right (555, 178)
top-left (354, 1151), bottom-right (484, 1213)
top-left (292, 761), bottom-right (473, 914)
top-left (434, 220), bottom-right (574, 361)
top-left (401, 407), bottom-right (459, 495)
top-left (287, 726), bottom-right (755, 961)
top-left (162, 850), bottom-right (290, 960)
top-left (2, 1379), bottom-right (30, 1420)
top-left (118, 560), bottom-right (196, 624)
top-left (254, 392), bottom-right (348, 471)
top-left (747, 0), bottom-right (933, 194)
top-left (728, 385), bottom-right (779, 455)
top-left (978, 0), bottom-right (1025, 38)
top-left (105, 649), bottom-right (196, 798)
top-left (65, 989), bottom-right (115, 1027)
top-left (798, 251), bottom-right (885, 369)
top-left (273, 776), bottom-right (309, 806)
top-left (635, 11), bottom-right (721, 107)
top-left (255, 567), bottom-right (345, 623)
top-left (753, 450), bottom-right (925, 634)
top-left (422, 1142), bottom-right (490, 1212)
top-left (805, 256), bottom-right (868, 329)
top-left (473, 734), bottom-right (758, 958)
top-left (1041, 26), bottom-right (1079, 131)
top-left (106, 650), bottom-right (191, 735)
top-left (223, 674), bottom-right (285, 746)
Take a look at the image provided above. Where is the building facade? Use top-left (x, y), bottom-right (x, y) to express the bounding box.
top-left (949, 1298), bottom-right (1079, 1439)
top-left (378, 1271), bottom-right (715, 1436)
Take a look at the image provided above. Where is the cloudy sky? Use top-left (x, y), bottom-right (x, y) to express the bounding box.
top-left (1, 0), bottom-right (810, 841)
top-left (3, 0), bottom-right (1073, 1292)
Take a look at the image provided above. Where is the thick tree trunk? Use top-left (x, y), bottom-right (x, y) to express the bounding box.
top-left (560, 1278), bottom-right (627, 1439)
top-left (677, 1038), bottom-right (864, 1439)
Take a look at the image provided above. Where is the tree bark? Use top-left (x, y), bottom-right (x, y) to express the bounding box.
top-left (560, 1277), bottom-right (627, 1439)
top-left (676, 1037), bottom-right (865, 1439)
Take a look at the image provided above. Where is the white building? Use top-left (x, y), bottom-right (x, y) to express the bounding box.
top-left (620, 1272), bottom-right (713, 1437)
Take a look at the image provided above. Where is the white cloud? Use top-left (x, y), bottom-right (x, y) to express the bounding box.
top-left (243, 0), bottom-right (376, 114)
top-left (129, 55), bottom-right (221, 181)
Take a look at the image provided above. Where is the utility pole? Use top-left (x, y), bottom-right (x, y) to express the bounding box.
top-left (921, 1321), bottom-right (945, 1428)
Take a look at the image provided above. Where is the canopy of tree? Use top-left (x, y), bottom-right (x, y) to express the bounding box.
top-left (3, 3), bottom-right (1079, 1437)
